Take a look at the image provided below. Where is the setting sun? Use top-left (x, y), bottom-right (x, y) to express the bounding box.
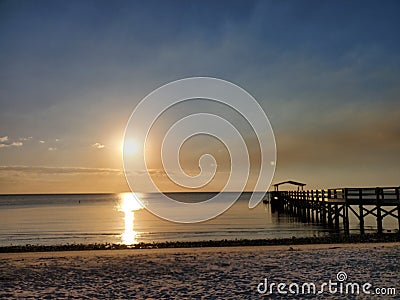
top-left (123, 139), bottom-right (139, 156)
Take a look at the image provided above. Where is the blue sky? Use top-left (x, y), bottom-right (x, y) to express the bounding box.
top-left (1, 0), bottom-right (399, 192)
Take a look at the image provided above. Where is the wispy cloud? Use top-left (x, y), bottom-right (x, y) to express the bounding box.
top-left (19, 136), bottom-right (33, 141)
top-left (0, 165), bottom-right (123, 175)
top-left (39, 140), bottom-right (45, 144)
top-left (48, 147), bottom-right (57, 151)
top-left (129, 168), bottom-right (176, 176)
top-left (92, 142), bottom-right (105, 149)
top-left (0, 136), bottom-right (9, 142)
top-left (0, 166), bottom-right (127, 193)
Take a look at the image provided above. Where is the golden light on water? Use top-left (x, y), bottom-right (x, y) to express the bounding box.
top-left (119, 193), bottom-right (142, 245)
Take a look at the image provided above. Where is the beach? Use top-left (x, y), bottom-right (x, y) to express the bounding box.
top-left (1, 243), bottom-right (399, 299)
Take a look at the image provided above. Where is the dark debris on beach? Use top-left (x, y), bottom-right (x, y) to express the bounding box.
top-left (1, 233), bottom-right (400, 253)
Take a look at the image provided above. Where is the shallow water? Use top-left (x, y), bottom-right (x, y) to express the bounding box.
top-left (0, 192), bottom-right (394, 246)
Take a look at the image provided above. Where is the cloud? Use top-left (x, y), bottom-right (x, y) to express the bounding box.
top-left (39, 140), bottom-right (45, 143)
top-left (0, 136), bottom-right (25, 148)
top-left (19, 136), bottom-right (33, 141)
top-left (128, 168), bottom-right (176, 176)
top-left (48, 147), bottom-right (57, 151)
top-left (92, 142), bottom-right (105, 149)
top-left (0, 141), bottom-right (23, 148)
top-left (0, 165), bottom-right (123, 175)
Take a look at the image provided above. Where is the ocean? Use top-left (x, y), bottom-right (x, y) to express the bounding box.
top-left (0, 192), bottom-right (392, 246)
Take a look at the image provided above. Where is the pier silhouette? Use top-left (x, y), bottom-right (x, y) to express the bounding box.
top-left (267, 181), bottom-right (400, 235)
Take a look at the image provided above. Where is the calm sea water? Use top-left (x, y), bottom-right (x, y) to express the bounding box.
top-left (0, 192), bottom-right (390, 246)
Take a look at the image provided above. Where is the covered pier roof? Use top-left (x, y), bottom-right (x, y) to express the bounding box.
top-left (273, 180), bottom-right (306, 191)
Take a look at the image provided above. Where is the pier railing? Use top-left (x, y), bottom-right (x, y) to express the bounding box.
top-left (279, 187), bottom-right (400, 204)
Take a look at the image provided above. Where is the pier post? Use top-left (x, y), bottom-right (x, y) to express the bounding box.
top-left (310, 191), bottom-right (313, 222)
top-left (328, 204), bottom-right (333, 227)
top-left (315, 191), bottom-right (319, 223)
top-left (376, 188), bottom-right (383, 234)
top-left (359, 205), bottom-right (364, 235)
top-left (359, 189), bottom-right (365, 235)
top-left (334, 204), bottom-right (340, 231)
top-left (307, 191), bottom-right (311, 223)
top-left (344, 188), bottom-right (350, 235)
top-left (302, 191), bottom-right (307, 223)
top-left (309, 202), bottom-right (312, 223)
top-left (321, 190), bottom-right (326, 225)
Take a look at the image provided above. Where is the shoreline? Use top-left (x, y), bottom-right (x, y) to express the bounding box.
top-left (1, 233), bottom-right (399, 253)
top-left (2, 242), bottom-right (400, 259)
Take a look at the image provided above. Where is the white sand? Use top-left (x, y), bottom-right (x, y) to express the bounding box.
top-left (1, 243), bottom-right (399, 299)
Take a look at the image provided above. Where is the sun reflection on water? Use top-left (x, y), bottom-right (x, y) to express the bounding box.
top-left (119, 193), bottom-right (143, 245)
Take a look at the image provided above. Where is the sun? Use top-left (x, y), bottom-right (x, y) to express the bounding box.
top-left (123, 139), bottom-right (139, 156)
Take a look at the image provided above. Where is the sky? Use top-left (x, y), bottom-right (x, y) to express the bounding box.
top-left (0, 0), bottom-right (399, 193)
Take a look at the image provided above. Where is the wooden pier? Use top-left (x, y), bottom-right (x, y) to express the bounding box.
top-left (268, 186), bottom-right (400, 234)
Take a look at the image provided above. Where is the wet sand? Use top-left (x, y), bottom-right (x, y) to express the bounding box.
top-left (1, 243), bottom-right (399, 299)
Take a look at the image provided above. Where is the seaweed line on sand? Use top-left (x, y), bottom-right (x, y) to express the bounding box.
top-left (1, 233), bottom-right (400, 253)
